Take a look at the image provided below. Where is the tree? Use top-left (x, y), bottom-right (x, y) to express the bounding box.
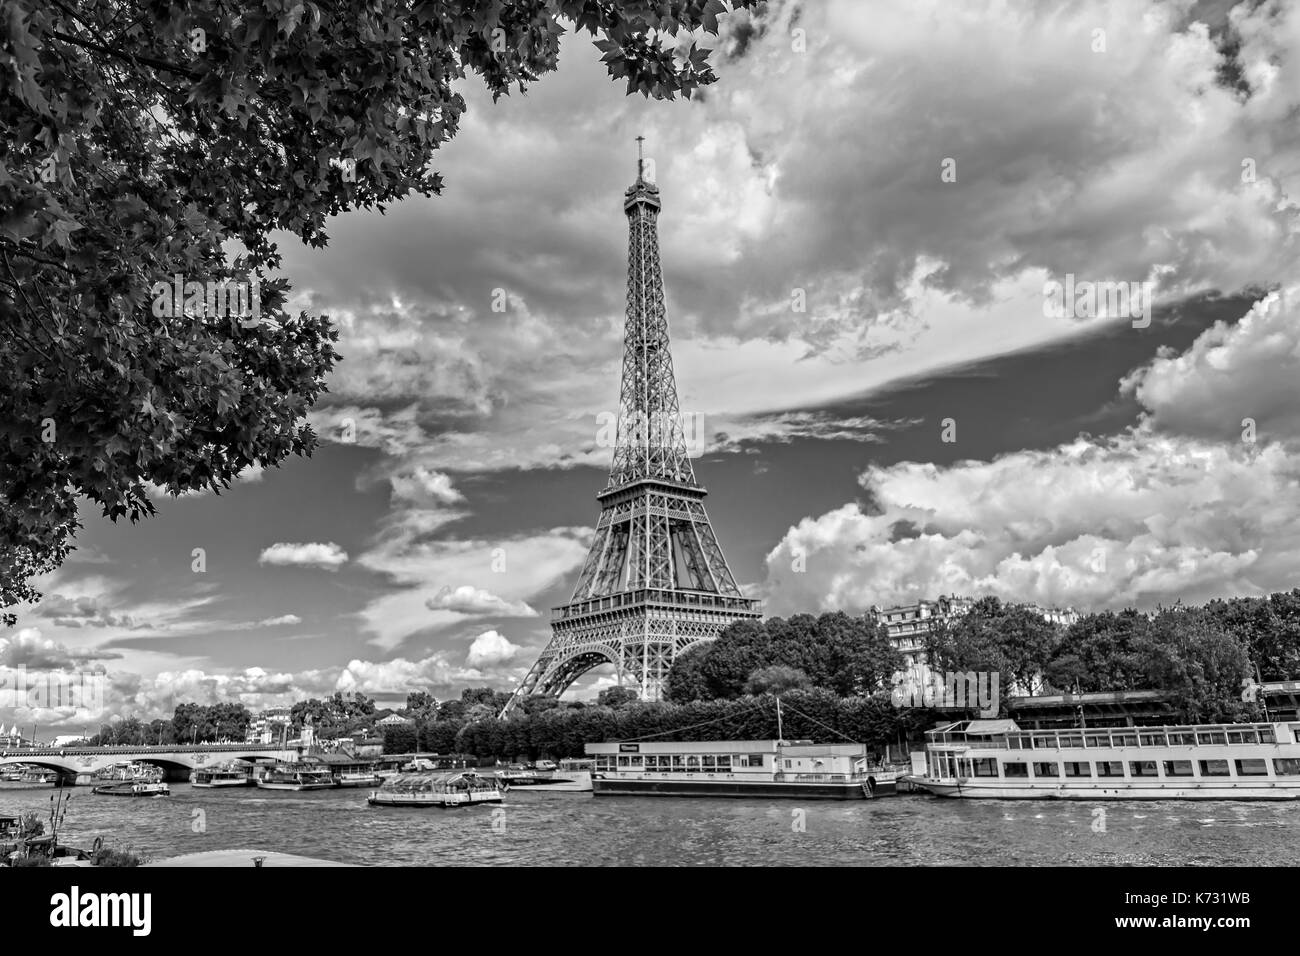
top-left (1138, 607), bottom-right (1257, 723)
top-left (404, 691), bottom-right (438, 719)
top-left (596, 686), bottom-right (639, 709)
top-left (1206, 590), bottom-right (1300, 681)
top-left (744, 665), bottom-right (811, 696)
top-left (1044, 609), bottom-right (1151, 693)
top-left (924, 598), bottom-right (1060, 707)
top-left (382, 722), bottom-right (418, 755)
top-left (0, 0), bottom-right (761, 624)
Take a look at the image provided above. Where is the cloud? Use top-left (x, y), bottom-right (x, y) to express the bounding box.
top-left (763, 288), bottom-right (1300, 612)
top-left (258, 542), bottom-right (349, 571)
top-left (466, 630), bottom-right (522, 669)
top-left (0, 628), bottom-right (121, 669)
top-left (425, 585), bottom-right (537, 618)
top-left (389, 467), bottom-right (466, 507)
top-left (1122, 288), bottom-right (1300, 443)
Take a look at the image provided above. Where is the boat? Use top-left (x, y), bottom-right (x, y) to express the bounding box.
top-left (255, 763), bottom-right (336, 791)
top-left (497, 758), bottom-right (594, 793)
top-left (335, 771), bottom-right (383, 788)
top-left (367, 771), bottom-right (504, 807)
top-left (0, 769), bottom-right (24, 783)
top-left (587, 740), bottom-right (901, 799)
top-left (19, 769), bottom-right (56, 784)
top-left (909, 718), bottom-right (1300, 799)
top-left (93, 762), bottom-right (164, 785)
top-left (91, 781), bottom-right (170, 797)
top-left (192, 764), bottom-right (252, 788)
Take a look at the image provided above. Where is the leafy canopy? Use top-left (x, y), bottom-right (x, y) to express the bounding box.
top-left (0, 0), bottom-right (760, 622)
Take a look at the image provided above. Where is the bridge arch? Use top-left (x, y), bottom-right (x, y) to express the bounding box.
top-left (535, 645), bottom-right (623, 699)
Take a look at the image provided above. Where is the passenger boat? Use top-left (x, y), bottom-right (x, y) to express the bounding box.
top-left (19, 770), bottom-right (56, 784)
top-left (911, 718), bottom-right (1300, 799)
top-left (255, 763), bottom-right (336, 791)
top-left (91, 781), bottom-right (170, 797)
top-left (0, 769), bottom-right (24, 782)
top-left (498, 758), bottom-right (594, 793)
top-left (94, 762), bottom-right (164, 784)
top-left (367, 771), bottom-right (504, 807)
top-left (587, 740), bottom-right (901, 799)
top-left (191, 764), bottom-right (252, 788)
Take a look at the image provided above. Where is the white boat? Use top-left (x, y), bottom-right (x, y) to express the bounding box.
top-left (92, 781), bottom-right (170, 797)
top-left (910, 718), bottom-right (1300, 799)
top-left (255, 764), bottom-right (336, 791)
top-left (192, 765), bottom-right (252, 788)
top-left (499, 758), bottom-right (594, 793)
top-left (367, 771), bottom-right (503, 807)
top-left (587, 740), bottom-right (901, 799)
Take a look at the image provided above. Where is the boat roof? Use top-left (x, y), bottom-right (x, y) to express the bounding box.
top-left (963, 719), bottom-right (1021, 735)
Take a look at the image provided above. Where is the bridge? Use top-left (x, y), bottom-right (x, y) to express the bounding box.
top-left (0, 744), bottom-right (302, 783)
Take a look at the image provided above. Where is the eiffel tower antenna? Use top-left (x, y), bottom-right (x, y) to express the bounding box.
top-left (502, 146), bottom-right (761, 715)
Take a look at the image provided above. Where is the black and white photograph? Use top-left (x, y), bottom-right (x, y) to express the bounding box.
top-left (1, 0), bottom-right (1297, 917)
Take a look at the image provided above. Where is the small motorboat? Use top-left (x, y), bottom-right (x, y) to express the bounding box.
top-left (368, 771), bottom-right (504, 807)
top-left (91, 781), bottom-right (170, 797)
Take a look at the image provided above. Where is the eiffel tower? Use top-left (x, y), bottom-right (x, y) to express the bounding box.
top-left (502, 142), bottom-right (761, 715)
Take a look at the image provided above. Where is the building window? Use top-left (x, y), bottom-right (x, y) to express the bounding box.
top-left (1063, 761), bottom-right (1091, 777)
top-left (1198, 759), bottom-right (1230, 777)
top-left (1235, 759), bottom-right (1268, 776)
top-left (1032, 762), bottom-right (1059, 778)
top-left (1002, 762), bottom-right (1028, 777)
top-left (1129, 760), bottom-right (1158, 777)
top-left (1163, 760), bottom-right (1194, 777)
top-left (1096, 761), bottom-right (1124, 777)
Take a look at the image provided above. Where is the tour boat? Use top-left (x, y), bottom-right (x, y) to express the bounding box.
top-left (191, 764), bottom-right (252, 788)
top-left (911, 718), bottom-right (1300, 799)
top-left (367, 771), bottom-right (504, 807)
top-left (94, 762), bottom-right (164, 784)
top-left (255, 764), bottom-right (336, 791)
top-left (587, 740), bottom-right (901, 799)
top-left (91, 781), bottom-right (170, 797)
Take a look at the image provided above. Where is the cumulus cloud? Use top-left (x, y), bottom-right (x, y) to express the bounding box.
top-left (425, 586), bottom-right (537, 618)
top-left (389, 467), bottom-right (466, 507)
top-left (764, 287), bottom-right (1300, 612)
top-left (0, 628), bottom-right (120, 669)
top-left (466, 630), bottom-right (522, 669)
top-left (258, 542), bottom-right (349, 571)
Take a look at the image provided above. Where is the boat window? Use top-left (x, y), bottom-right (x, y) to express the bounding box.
top-left (1163, 760), bottom-right (1194, 777)
top-left (1096, 761), bottom-right (1124, 777)
top-left (1167, 732), bottom-right (1197, 746)
top-left (716, 756), bottom-right (731, 769)
top-left (672, 756), bottom-right (685, 771)
top-left (1063, 761), bottom-right (1091, 777)
top-left (1273, 758), bottom-right (1300, 776)
top-left (1235, 759), bottom-right (1268, 776)
top-left (745, 754), bottom-right (765, 768)
top-left (617, 756), bottom-right (630, 768)
top-left (1138, 732), bottom-right (1166, 747)
top-left (784, 759), bottom-right (792, 769)
top-left (1195, 731), bottom-right (1228, 746)
top-left (1032, 734), bottom-right (1059, 749)
top-left (686, 755), bottom-right (700, 770)
top-left (1003, 762), bottom-right (1028, 777)
top-left (1032, 762), bottom-right (1059, 778)
top-left (1084, 733), bottom-right (1110, 748)
top-left (1114, 734), bottom-right (1138, 747)
top-left (972, 758), bottom-right (998, 777)
top-left (1059, 733), bottom-right (1083, 748)
top-left (702, 755), bottom-right (716, 769)
top-left (630, 755), bottom-right (643, 767)
top-left (1227, 730), bottom-right (1256, 745)
top-left (1198, 759), bottom-right (1230, 777)
top-left (1260, 727), bottom-right (1276, 744)
top-left (1129, 760), bottom-right (1158, 777)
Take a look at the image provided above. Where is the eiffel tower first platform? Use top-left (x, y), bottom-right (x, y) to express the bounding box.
top-left (501, 145), bottom-right (761, 715)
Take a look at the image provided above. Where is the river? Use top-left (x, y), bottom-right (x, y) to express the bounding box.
top-left (6, 781), bottom-right (1300, 865)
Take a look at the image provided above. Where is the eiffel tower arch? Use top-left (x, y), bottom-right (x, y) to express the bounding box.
top-left (502, 144), bottom-right (761, 715)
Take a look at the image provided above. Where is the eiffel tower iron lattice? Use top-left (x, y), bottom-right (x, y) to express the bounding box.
top-left (501, 145), bottom-right (761, 716)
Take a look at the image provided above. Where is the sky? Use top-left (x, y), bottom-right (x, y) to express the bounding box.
top-left (5, 0), bottom-right (1300, 732)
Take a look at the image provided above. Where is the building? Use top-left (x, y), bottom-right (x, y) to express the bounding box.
top-left (246, 708), bottom-right (292, 745)
top-left (377, 713), bottom-right (413, 728)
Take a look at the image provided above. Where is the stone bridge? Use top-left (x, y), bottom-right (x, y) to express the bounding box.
top-left (0, 744), bottom-right (301, 784)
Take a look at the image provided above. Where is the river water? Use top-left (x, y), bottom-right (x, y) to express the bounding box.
top-left (5, 782), bottom-right (1299, 866)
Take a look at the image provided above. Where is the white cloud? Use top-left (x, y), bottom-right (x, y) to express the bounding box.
top-left (257, 542), bottom-right (349, 571)
top-left (466, 630), bottom-right (522, 668)
top-left (425, 585), bottom-right (537, 618)
top-left (389, 467), bottom-right (465, 507)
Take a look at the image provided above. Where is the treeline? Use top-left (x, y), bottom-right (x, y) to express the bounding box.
top-left (88, 702), bottom-right (254, 746)
top-left (925, 592), bottom-right (1300, 723)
